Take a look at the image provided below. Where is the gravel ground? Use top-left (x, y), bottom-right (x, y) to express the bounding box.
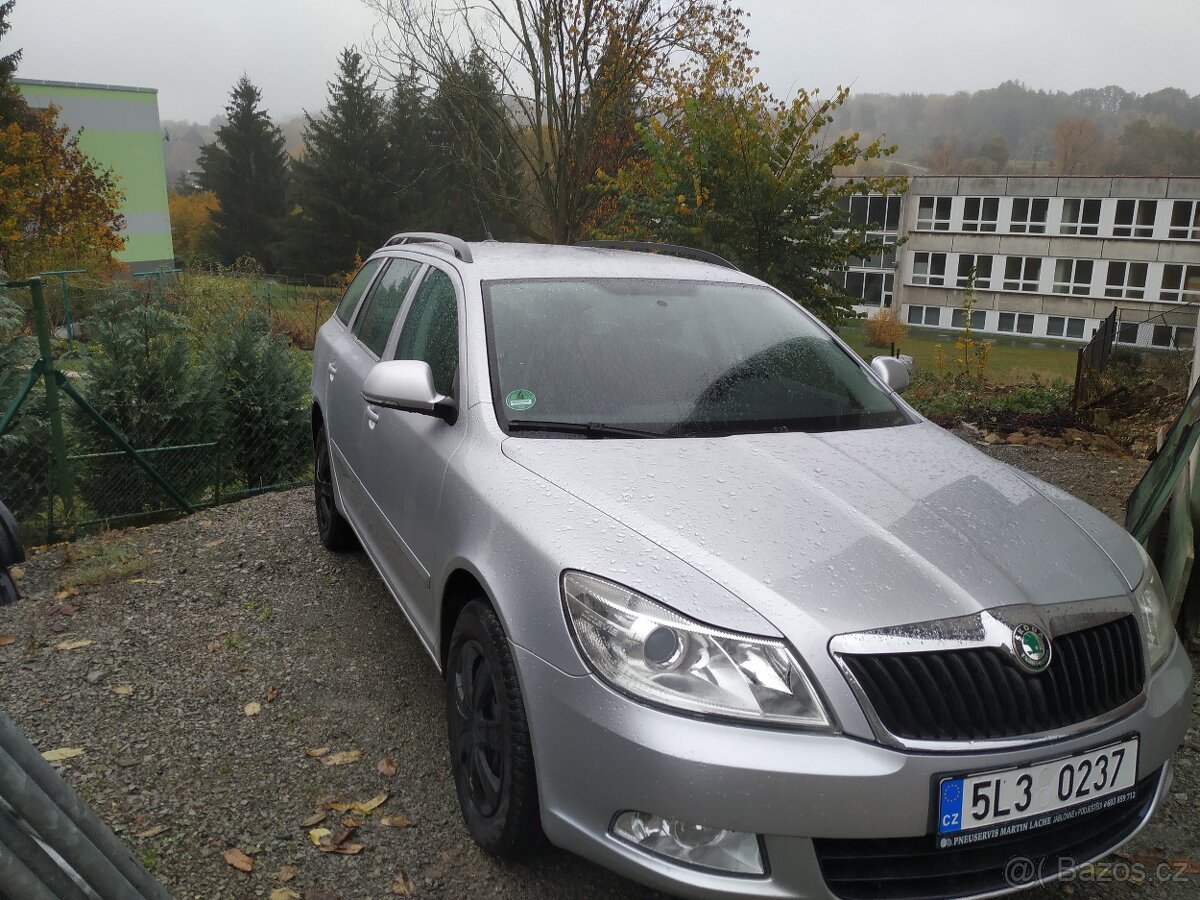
top-left (0, 440), bottom-right (1197, 900)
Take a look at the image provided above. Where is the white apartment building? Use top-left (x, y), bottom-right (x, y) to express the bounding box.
top-left (842, 176), bottom-right (1200, 349)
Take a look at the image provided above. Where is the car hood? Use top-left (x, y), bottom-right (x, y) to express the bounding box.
top-left (502, 423), bottom-right (1143, 640)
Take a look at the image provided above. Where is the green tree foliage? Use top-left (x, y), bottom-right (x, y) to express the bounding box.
top-left (1112, 119), bottom-right (1200, 175)
top-left (202, 306), bottom-right (309, 490)
top-left (75, 299), bottom-right (217, 518)
top-left (597, 83), bottom-right (902, 325)
top-left (0, 278), bottom-right (49, 526)
top-left (286, 49), bottom-right (395, 274)
top-left (0, 0), bottom-right (26, 126)
top-left (423, 50), bottom-right (522, 239)
top-left (199, 77), bottom-right (289, 270)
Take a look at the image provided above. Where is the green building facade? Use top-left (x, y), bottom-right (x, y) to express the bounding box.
top-left (16, 78), bottom-right (175, 272)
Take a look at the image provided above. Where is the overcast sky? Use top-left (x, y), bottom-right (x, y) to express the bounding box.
top-left (8, 0), bottom-right (1199, 123)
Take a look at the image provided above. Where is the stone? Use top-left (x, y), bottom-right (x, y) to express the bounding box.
top-left (1006, 432), bottom-right (1028, 445)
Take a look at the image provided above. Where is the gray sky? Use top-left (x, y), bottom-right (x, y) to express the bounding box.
top-left (8, 0), bottom-right (1199, 123)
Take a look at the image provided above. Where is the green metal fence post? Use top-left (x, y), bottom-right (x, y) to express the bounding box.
top-left (37, 270), bottom-right (85, 350)
top-left (29, 278), bottom-right (75, 518)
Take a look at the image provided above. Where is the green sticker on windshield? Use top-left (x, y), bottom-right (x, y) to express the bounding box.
top-left (506, 389), bottom-right (536, 411)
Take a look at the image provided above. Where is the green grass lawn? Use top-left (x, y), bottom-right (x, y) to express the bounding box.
top-left (837, 324), bottom-right (1079, 385)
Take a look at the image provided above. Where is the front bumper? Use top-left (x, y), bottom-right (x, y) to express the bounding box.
top-left (515, 640), bottom-right (1193, 900)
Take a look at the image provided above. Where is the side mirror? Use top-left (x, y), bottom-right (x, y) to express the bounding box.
top-left (362, 360), bottom-right (457, 424)
top-left (870, 356), bottom-right (910, 394)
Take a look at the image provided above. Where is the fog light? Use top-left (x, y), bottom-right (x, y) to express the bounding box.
top-left (612, 810), bottom-right (765, 875)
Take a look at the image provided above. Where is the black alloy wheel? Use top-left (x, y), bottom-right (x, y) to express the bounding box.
top-left (313, 426), bottom-right (356, 551)
top-left (446, 600), bottom-right (541, 857)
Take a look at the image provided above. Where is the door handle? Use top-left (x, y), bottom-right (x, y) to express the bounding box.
top-left (366, 406), bottom-right (380, 429)
top-left (327, 361), bottom-right (337, 381)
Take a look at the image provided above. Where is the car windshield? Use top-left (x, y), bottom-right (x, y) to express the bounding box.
top-left (483, 278), bottom-right (911, 436)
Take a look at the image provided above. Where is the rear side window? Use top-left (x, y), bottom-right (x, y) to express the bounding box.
top-left (352, 259), bottom-right (423, 357)
top-left (395, 268), bottom-right (459, 396)
top-left (334, 258), bottom-right (384, 324)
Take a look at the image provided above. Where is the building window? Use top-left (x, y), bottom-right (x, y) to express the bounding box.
top-left (906, 305), bottom-right (943, 326)
top-left (996, 312), bottom-right (1034, 334)
top-left (1105, 261), bottom-right (1148, 299)
top-left (843, 271), bottom-right (894, 307)
top-left (1047, 317), bottom-right (1087, 339)
top-left (962, 197), bottom-right (999, 232)
top-left (1152, 325), bottom-right (1173, 348)
top-left (1117, 323), bottom-right (1141, 344)
top-left (1176, 327), bottom-right (1196, 349)
top-left (1010, 198), bottom-right (1049, 233)
top-left (951, 308), bottom-right (986, 329)
top-left (1160, 264), bottom-right (1200, 302)
top-left (1169, 200), bottom-right (1200, 239)
top-left (1003, 256), bottom-right (1042, 292)
top-left (916, 196), bottom-right (952, 230)
top-left (957, 254), bottom-right (993, 289)
top-left (849, 194), bottom-right (902, 231)
top-left (854, 235), bottom-right (897, 269)
top-left (907, 305), bottom-right (922, 324)
top-left (1052, 258), bottom-right (1095, 295)
top-left (1113, 199), bottom-right (1157, 238)
top-left (1060, 198), bottom-right (1102, 235)
top-left (912, 252), bottom-right (947, 285)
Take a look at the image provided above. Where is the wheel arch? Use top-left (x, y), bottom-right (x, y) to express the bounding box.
top-left (439, 563), bottom-right (503, 673)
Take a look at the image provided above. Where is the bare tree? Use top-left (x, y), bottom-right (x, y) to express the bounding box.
top-left (1053, 117), bottom-right (1103, 175)
top-left (362, 0), bottom-right (750, 243)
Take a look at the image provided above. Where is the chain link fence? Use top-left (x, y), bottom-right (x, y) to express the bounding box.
top-left (1, 269), bottom-right (332, 545)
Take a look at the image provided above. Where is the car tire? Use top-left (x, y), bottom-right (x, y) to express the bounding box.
top-left (314, 426), bottom-right (356, 552)
top-left (446, 600), bottom-right (542, 858)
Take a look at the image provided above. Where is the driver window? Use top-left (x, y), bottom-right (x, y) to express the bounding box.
top-left (394, 268), bottom-right (459, 397)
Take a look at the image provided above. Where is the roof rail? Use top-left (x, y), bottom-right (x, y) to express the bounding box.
top-left (384, 232), bottom-right (473, 263)
top-left (577, 240), bottom-right (739, 271)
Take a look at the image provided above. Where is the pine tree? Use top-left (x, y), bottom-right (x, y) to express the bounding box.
top-left (385, 70), bottom-right (436, 233)
top-left (198, 76), bottom-right (289, 270)
top-left (285, 49), bottom-right (394, 275)
top-left (0, 0), bottom-right (28, 126)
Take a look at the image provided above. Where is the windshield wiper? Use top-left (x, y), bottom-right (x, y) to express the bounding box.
top-left (506, 419), bottom-right (668, 439)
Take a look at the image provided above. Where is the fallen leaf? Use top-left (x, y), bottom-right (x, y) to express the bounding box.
top-left (340, 816), bottom-right (364, 827)
top-left (200, 519), bottom-right (213, 527)
top-left (277, 865), bottom-right (298, 882)
top-left (128, 578), bottom-right (164, 585)
top-left (112, 684), bottom-right (134, 696)
top-left (41, 747), bottom-right (84, 762)
top-left (223, 848), bottom-right (254, 873)
top-left (308, 828), bottom-right (332, 846)
top-left (206, 640), bottom-right (222, 653)
top-left (203, 538), bottom-right (226, 548)
top-left (318, 842), bottom-right (364, 856)
top-left (270, 890), bottom-right (301, 900)
top-left (50, 602), bottom-right (80, 617)
top-left (55, 639), bottom-right (94, 651)
top-left (265, 685), bottom-right (280, 703)
top-left (320, 749), bottom-right (362, 767)
top-left (244, 701), bottom-right (262, 717)
top-left (391, 872), bottom-right (415, 895)
top-left (135, 825), bottom-right (167, 838)
top-left (303, 890), bottom-right (341, 900)
top-left (305, 747), bottom-right (330, 758)
top-left (325, 801), bottom-right (354, 812)
top-left (329, 826), bottom-right (358, 847)
top-left (377, 755), bottom-right (397, 777)
top-left (0, 634), bottom-right (17, 647)
top-left (353, 793), bottom-right (388, 814)
top-left (9, 565), bottom-right (23, 579)
top-left (300, 811), bottom-right (327, 827)
top-left (380, 816), bottom-right (411, 829)
top-left (53, 586), bottom-right (78, 601)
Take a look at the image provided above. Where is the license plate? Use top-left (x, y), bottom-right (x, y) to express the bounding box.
top-left (936, 737), bottom-right (1139, 848)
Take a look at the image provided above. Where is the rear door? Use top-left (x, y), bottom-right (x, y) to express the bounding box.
top-left (326, 257), bottom-right (424, 532)
top-left (357, 264), bottom-right (467, 641)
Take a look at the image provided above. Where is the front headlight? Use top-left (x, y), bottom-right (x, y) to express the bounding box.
top-left (1132, 542), bottom-right (1176, 671)
top-left (562, 571), bottom-right (832, 729)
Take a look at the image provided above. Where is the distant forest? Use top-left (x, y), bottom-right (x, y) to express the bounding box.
top-left (161, 80), bottom-right (1200, 188)
top-left (834, 81), bottom-right (1200, 177)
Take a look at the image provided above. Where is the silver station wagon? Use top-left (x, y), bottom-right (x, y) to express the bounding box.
top-left (310, 233), bottom-right (1192, 900)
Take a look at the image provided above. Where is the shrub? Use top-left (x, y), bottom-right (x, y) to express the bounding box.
top-left (203, 305), bottom-right (310, 491)
top-left (0, 280), bottom-right (51, 530)
top-left (862, 308), bottom-right (908, 348)
top-left (75, 297), bottom-right (218, 518)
